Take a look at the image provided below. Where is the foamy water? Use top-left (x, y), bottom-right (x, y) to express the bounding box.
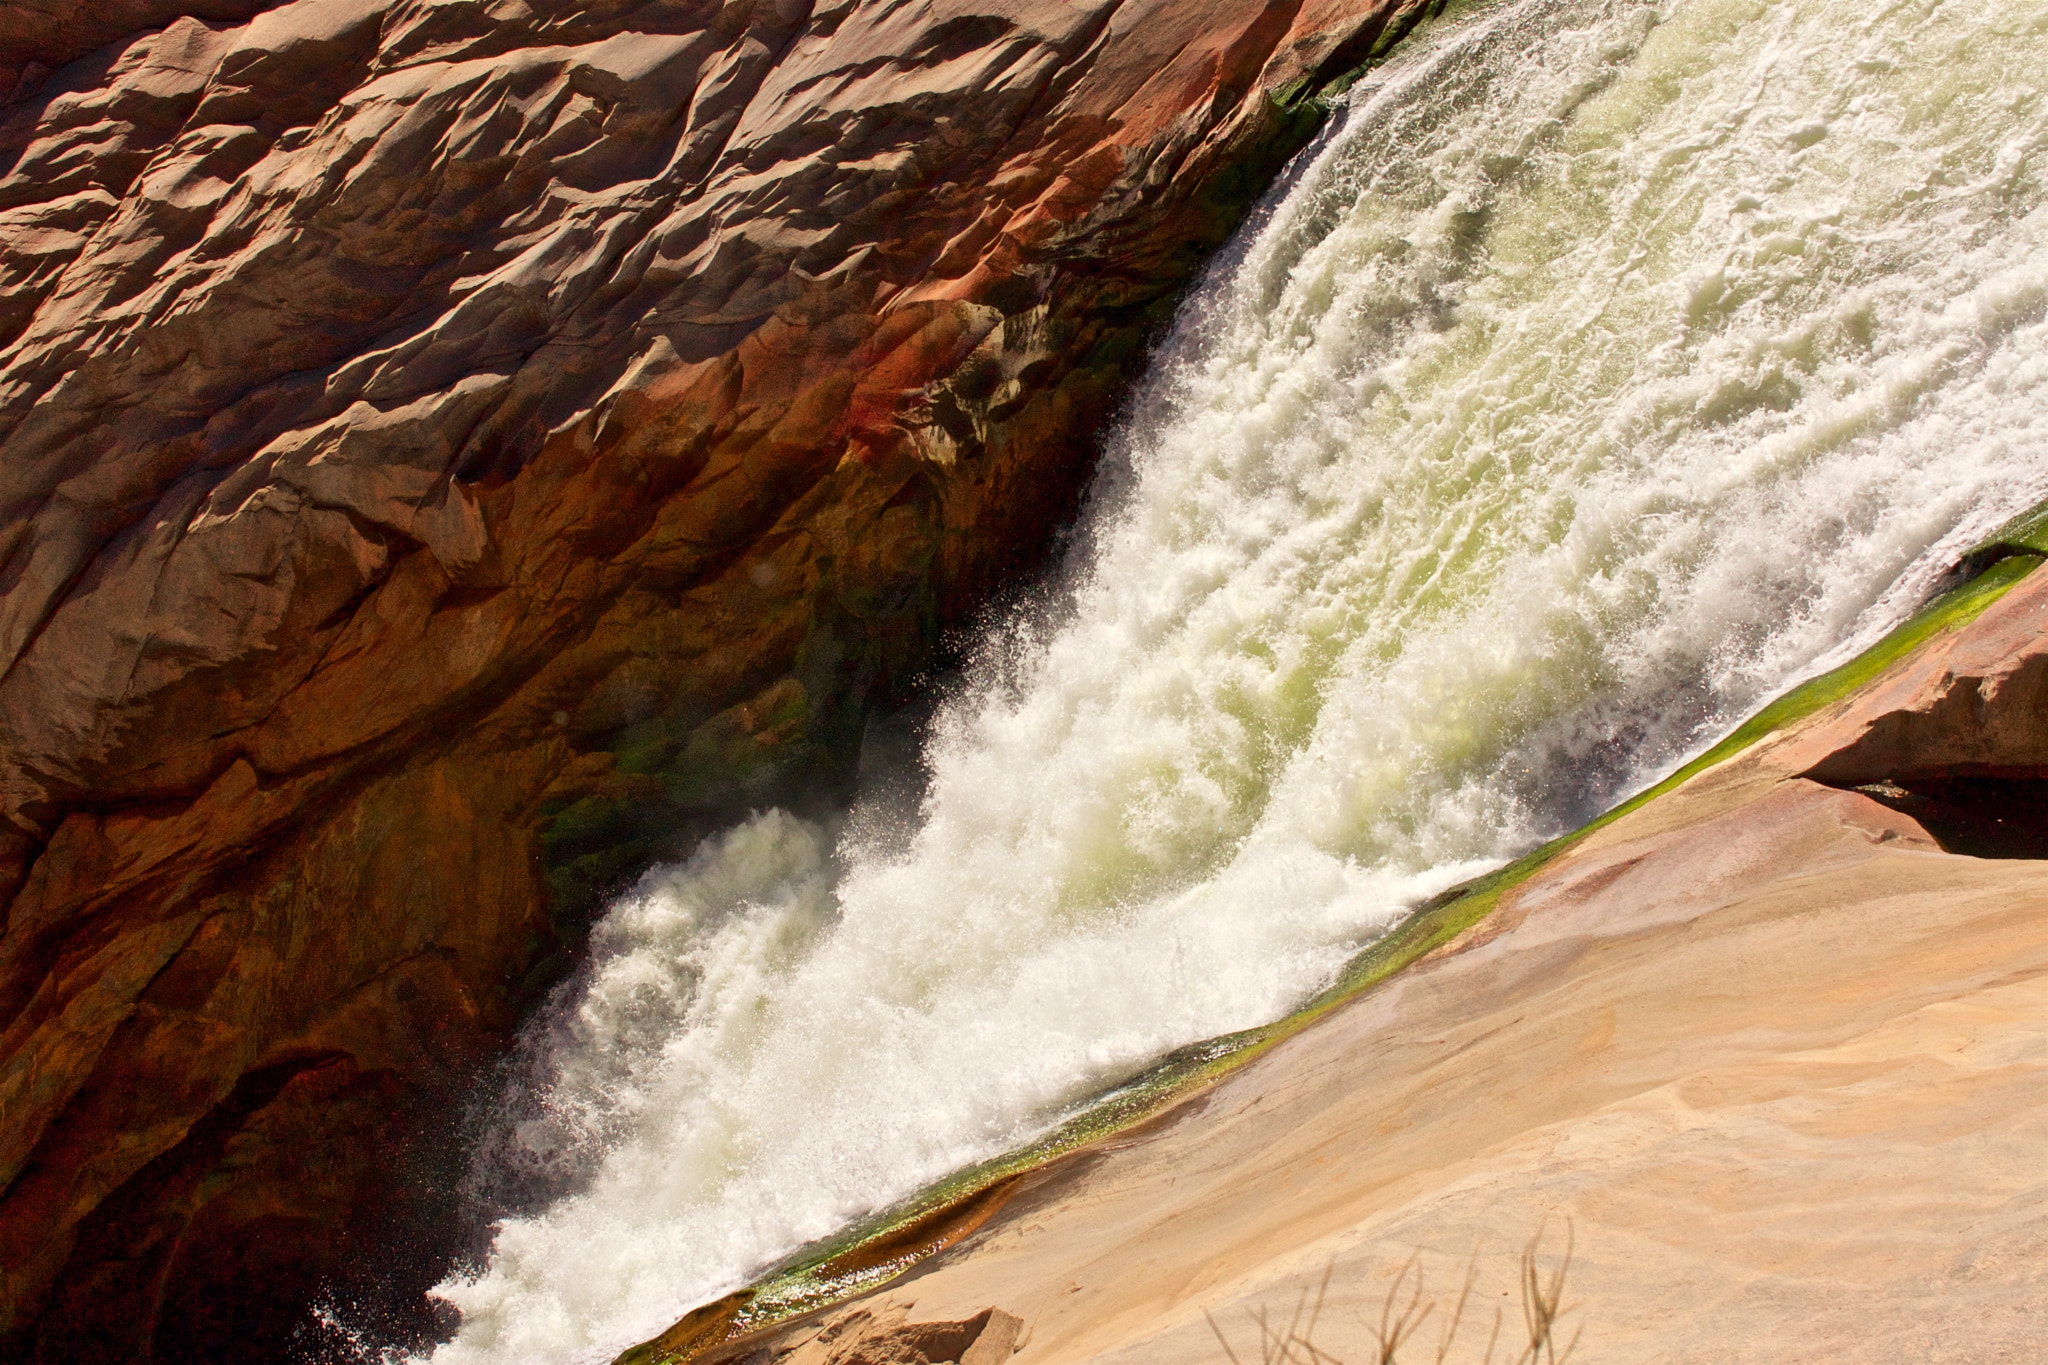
top-left (424, 0), bottom-right (2048, 1358)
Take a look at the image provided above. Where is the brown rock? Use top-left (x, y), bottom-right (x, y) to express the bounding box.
top-left (1797, 565), bottom-right (2048, 781)
top-left (770, 1305), bottom-right (1024, 1365)
top-left (0, 1), bottom-right (274, 106)
top-left (0, 0), bottom-right (1445, 1359)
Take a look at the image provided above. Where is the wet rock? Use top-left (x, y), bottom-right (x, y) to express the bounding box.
top-left (0, 0), bottom-right (1443, 1358)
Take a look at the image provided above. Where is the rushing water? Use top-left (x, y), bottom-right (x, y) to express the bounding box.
top-left (423, 0), bottom-right (2048, 1358)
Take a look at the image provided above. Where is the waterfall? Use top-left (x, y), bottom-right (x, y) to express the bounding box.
top-left (422, 0), bottom-right (2048, 1358)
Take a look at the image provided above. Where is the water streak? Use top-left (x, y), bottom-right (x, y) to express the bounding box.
top-left (426, 0), bottom-right (2048, 1358)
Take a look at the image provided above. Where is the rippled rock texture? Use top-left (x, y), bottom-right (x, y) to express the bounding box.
top-left (0, 0), bottom-right (1448, 1358)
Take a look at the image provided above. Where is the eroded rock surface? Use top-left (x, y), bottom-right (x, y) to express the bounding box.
top-left (699, 1305), bottom-right (1024, 1365)
top-left (0, 0), bottom-right (1446, 1359)
top-left (0, 1), bottom-right (275, 102)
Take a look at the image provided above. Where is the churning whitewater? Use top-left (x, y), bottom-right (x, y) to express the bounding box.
top-left (426, 0), bottom-right (2048, 1358)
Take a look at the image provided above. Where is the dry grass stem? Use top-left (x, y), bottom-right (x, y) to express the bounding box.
top-left (1513, 1223), bottom-right (1578, 1365)
top-left (1206, 1223), bottom-right (1579, 1365)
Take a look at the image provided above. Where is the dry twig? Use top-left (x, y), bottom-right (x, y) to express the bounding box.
top-left (1204, 1222), bottom-right (1579, 1365)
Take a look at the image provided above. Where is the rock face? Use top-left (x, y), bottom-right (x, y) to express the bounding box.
top-left (700, 564), bottom-right (2048, 1365)
top-left (773, 1306), bottom-right (1024, 1365)
top-left (0, 0), bottom-right (1449, 1359)
top-left (0, 2), bottom-right (272, 102)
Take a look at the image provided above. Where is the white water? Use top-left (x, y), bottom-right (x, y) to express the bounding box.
top-left (425, 0), bottom-right (2048, 1359)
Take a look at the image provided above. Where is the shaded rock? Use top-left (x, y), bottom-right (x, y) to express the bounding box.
top-left (788, 1307), bottom-right (1024, 1365)
top-left (0, 1), bottom-right (275, 106)
top-left (1796, 560), bottom-right (2048, 783)
top-left (0, 0), bottom-right (1448, 1359)
top-left (720, 1306), bottom-right (1024, 1365)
